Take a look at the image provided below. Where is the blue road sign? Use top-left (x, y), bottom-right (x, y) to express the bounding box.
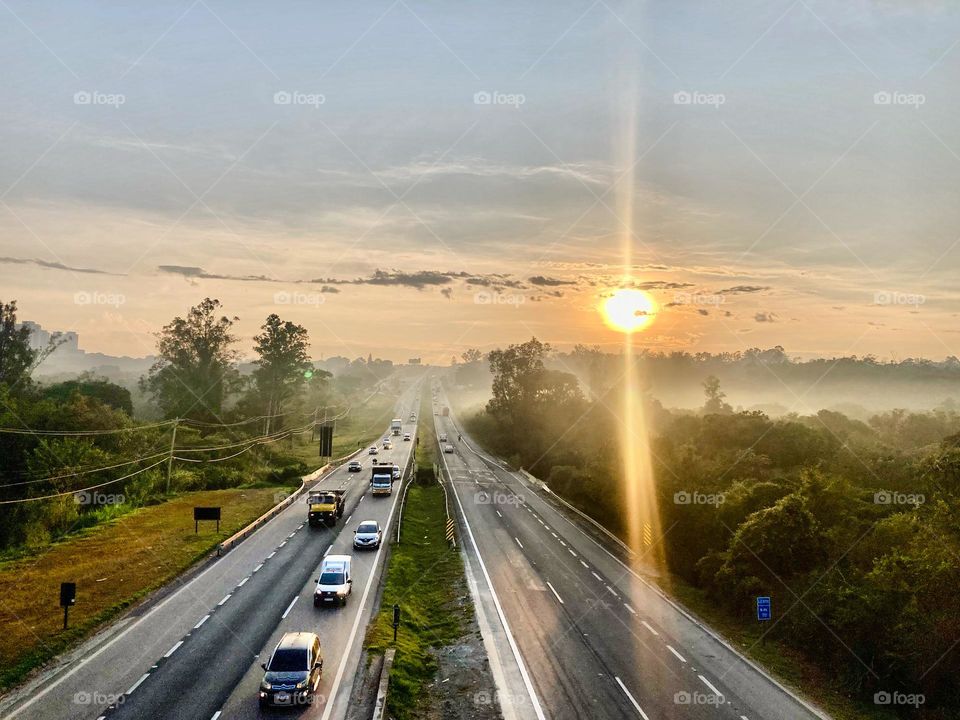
top-left (757, 596), bottom-right (771, 621)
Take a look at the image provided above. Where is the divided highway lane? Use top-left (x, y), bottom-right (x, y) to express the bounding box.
top-left (434, 389), bottom-right (826, 720)
top-left (0, 387), bottom-right (419, 720)
top-left (105, 393), bottom-right (420, 720)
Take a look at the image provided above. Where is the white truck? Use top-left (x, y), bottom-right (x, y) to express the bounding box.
top-left (391, 418), bottom-right (402, 436)
top-left (370, 465), bottom-right (394, 496)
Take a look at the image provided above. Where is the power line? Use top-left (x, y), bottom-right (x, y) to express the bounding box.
top-left (0, 458), bottom-right (168, 505)
top-left (0, 452), bottom-right (170, 488)
top-left (0, 420), bottom-right (177, 436)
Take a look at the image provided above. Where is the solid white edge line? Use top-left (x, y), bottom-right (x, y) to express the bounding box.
top-left (282, 596), bottom-right (299, 619)
top-left (614, 676), bottom-right (649, 719)
top-left (546, 582), bottom-right (564, 605)
top-left (193, 614), bottom-right (210, 629)
top-left (699, 674), bottom-right (725, 698)
top-left (163, 640), bottom-right (183, 658)
top-left (667, 644), bottom-right (687, 663)
top-left (323, 545), bottom-right (331, 557)
top-left (443, 434), bottom-right (547, 720)
top-left (125, 672), bottom-right (150, 696)
top-left (211, 711), bottom-right (222, 720)
top-left (641, 620), bottom-right (659, 636)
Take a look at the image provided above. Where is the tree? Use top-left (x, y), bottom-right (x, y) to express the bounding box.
top-left (0, 301), bottom-right (60, 389)
top-left (702, 375), bottom-right (732, 414)
top-left (252, 314), bottom-right (312, 433)
top-left (140, 298), bottom-right (240, 422)
top-left (41, 374), bottom-right (133, 415)
top-left (461, 348), bottom-right (483, 364)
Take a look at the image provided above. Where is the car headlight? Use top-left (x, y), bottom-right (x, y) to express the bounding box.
top-left (296, 679), bottom-right (308, 690)
top-left (260, 681), bottom-right (272, 691)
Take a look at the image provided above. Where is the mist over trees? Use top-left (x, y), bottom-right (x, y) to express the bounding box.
top-left (460, 338), bottom-right (960, 716)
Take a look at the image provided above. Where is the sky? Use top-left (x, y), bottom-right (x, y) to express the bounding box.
top-left (2, 1), bottom-right (960, 363)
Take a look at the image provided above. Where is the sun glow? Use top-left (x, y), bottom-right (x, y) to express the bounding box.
top-left (601, 288), bottom-right (657, 333)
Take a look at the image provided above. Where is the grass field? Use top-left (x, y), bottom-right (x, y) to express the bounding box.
top-left (0, 487), bottom-right (282, 691)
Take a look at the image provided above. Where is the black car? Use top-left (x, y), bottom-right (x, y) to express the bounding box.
top-left (259, 632), bottom-right (323, 707)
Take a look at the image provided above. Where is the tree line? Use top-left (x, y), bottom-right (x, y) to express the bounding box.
top-left (462, 338), bottom-right (960, 718)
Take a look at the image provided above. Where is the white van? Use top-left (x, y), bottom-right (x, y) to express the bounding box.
top-left (313, 555), bottom-right (352, 607)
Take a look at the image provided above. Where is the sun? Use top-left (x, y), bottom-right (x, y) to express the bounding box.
top-left (601, 288), bottom-right (658, 333)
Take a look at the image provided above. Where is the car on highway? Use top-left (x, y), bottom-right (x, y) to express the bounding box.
top-left (347, 460), bottom-right (362, 472)
top-left (391, 464), bottom-right (401, 480)
top-left (403, 432), bottom-right (411, 441)
top-left (383, 439), bottom-right (393, 450)
top-left (368, 446), bottom-right (378, 455)
top-left (314, 555), bottom-right (352, 606)
top-left (259, 632), bottom-right (323, 708)
top-left (439, 433), bottom-right (448, 442)
top-left (443, 444), bottom-right (455, 453)
top-left (353, 520), bottom-right (382, 549)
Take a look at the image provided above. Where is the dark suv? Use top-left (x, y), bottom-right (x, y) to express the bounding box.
top-left (259, 632), bottom-right (323, 708)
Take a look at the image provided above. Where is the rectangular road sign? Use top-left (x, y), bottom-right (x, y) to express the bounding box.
top-left (757, 596), bottom-right (771, 621)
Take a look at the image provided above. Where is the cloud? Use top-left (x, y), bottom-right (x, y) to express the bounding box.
top-left (718, 285), bottom-right (770, 295)
top-left (528, 275), bottom-right (576, 287)
top-left (440, 287), bottom-right (453, 299)
top-left (0, 256), bottom-right (120, 276)
top-left (754, 311), bottom-right (778, 323)
top-left (632, 280), bottom-right (695, 290)
top-left (159, 265), bottom-right (275, 282)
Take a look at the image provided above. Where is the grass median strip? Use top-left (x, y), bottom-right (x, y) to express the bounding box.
top-left (0, 487), bottom-right (284, 691)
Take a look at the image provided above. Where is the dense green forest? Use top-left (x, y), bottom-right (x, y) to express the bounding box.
top-left (0, 299), bottom-right (397, 552)
top-left (460, 339), bottom-right (960, 718)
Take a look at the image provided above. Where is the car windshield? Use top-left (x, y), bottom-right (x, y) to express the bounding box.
top-left (358, 523), bottom-right (377, 533)
top-left (319, 572), bottom-right (345, 585)
top-left (269, 647), bottom-right (307, 672)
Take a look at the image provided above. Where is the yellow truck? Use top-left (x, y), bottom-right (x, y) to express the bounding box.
top-left (307, 490), bottom-right (345, 528)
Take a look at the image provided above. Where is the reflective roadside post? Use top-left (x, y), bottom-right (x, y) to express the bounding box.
top-left (392, 603), bottom-right (401, 642)
top-left (60, 582), bottom-right (76, 630)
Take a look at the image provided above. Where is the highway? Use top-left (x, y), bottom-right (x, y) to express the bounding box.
top-left (432, 382), bottom-right (829, 720)
top-left (0, 382), bottom-right (421, 720)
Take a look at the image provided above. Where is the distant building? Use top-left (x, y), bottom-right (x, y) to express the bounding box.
top-left (407, 357), bottom-right (421, 365)
top-left (15, 320), bottom-right (153, 377)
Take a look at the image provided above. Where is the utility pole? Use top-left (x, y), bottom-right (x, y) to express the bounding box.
top-left (165, 418), bottom-right (179, 494)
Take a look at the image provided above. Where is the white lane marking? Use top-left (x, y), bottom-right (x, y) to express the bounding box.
top-left (591, 571), bottom-right (604, 582)
top-left (580, 560), bottom-right (589, 569)
top-left (211, 712), bottom-right (222, 720)
top-left (699, 674), bottom-right (724, 698)
top-left (741, 716), bottom-right (749, 720)
top-left (194, 614), bottom-right (210, 629)
top-left (345, 515), bottom-right (352, 523)
top-left (279, 541), bottom-right (286, 548)
top-left (514, 537), bottom-right (524, 549)
top-left (568, 548), bottom-right (577, 557)
top-left (559, 540), bottom-right (566, 547)
top-left (550, 532), bottom-right (558, 539)
top-left (237, 577), bottom-right (249, 587)
top-left (323, 545), bottom-right (331, 557)
top-left (614, 676), bottom-right (649, 719)
top-left (126, 673), bottom-right (150, 696)
top-left (253, 563), bottom-right (264, 573)
top-left (496, 510), bottom-right (502, 518)
top-left (641, 620), bottom-right (659, 636)
top-left (163, 641), bottom-right (183, 658)
top-left (443, 448), bottom-right (547, 720)
top-left (624, 604), bottom-right (636, 615)
top-left (667, 645), bottom-right (687, 663)
top-left (606, 585), bottom-right (619, 598)
top-left (267, 551), bottom-right (276, 559)
top-left (546, 582), bottom-right (564, 605)
top-left (3, 459), bottom-right (346, 720)
top-left (282, 596), bottom-right (299, 619)
top-left (217, 594), bottom-right (231, 606)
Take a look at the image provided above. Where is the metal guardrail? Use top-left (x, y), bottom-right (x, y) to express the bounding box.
top-left (394, 443), bottom-right (417, 543)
